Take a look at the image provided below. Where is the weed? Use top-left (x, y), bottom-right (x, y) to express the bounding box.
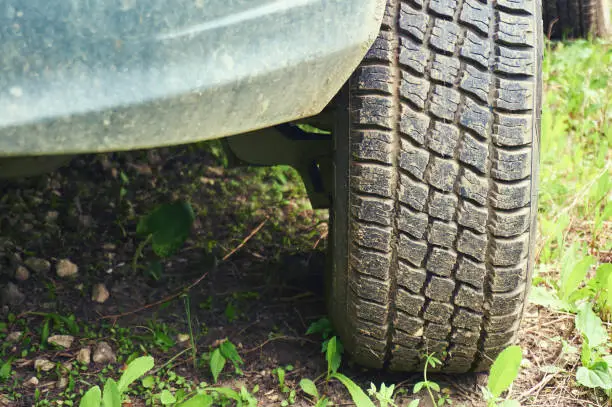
top-left (299, 378), bottom-right (328, 406)
top-left (306, 317), bottom-right (334, 352)
top-left (133, 201), bottom-right (195, 274)
top-left (135, 321), bottom-right (176, 352)
top-left (325, 336), bottom-right (343, 379)
top-left (198, 296), bottom-right (213, 310)
top-left (77, 351), bottom-right (260, 407)
top-left (224, 301), bottom-right (238, 322)
top-left (531, 245), bottom-right (612, 397)
top-left (574, 303), bottom-right (612, 395)
top-left (482, 346), bottom-right (523, 407)
top-left (224, 291), bottom-right (260, 323)
top-left (209, 339), bottom-right (243, 383)
top-left (298, 333), bottom-right (402, 407)
top-left (0, 360), bottom-right (12, 382)
top-left (413, 353), bottom-right (449, 406)
top-left (368, 383), bottom-right (397, 407)
top-left (273, 365), bottom-right (296, 406)
top-left (79, 356), bottom-right (154, 407)
top-left (531, 38), bottom-right (612, 403)
top-left (183, 295), bottom-right (198, 369)
top-left (530, 242), bottom-right (597, 311)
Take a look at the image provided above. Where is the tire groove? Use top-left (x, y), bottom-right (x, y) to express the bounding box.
top-left (470, 0), bottom-right (498, 370)
top-left (383, 0), bottom-right (403, 369)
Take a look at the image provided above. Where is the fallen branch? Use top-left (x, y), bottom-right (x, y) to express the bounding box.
top-left (100, 216), bottom-right (270, 320)
top-left (99, 272), bottom-right (208, 320)
top-left (243, 335), bottom-right (317, 354)
top-left (99, 216), bottom-right (270, 320)
top-left (313, 229), bottom-right (328, 249)
top-left (222, 216), bottom-right (269, 261)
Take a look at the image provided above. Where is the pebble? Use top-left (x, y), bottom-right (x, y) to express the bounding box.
top-left (14, 266), bottom-right (29, 281)
top-left (79, 215), bottom-right (93, 228)
top-left (35, 359), bottom-right (55, 372)
top-left (48, 335), bottom-right (74, 349)
top-left (24, 258), bottom-right (51, 273)
top-left (61, 361), bottom-right (73, 373)
top-left (93, 342), bottom-right (116, 364)
top-left (57, 377), bottom-right (68, 389)
top-left (77, 347), bottom-right (91, 365)
top-left (56, 259), bottom-right (78, 278)
top-left (6, 331), bottom-right (23, 342)
top-left (45, 211), bottom-right (59, 223)
top-left (25, 377), bottom-right (39, 387)
top-left (91, 283), bottom-right (110, 303)
top-left (0, 283), bottom-right (25, 306)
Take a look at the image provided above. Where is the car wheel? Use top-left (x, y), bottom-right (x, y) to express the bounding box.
top-left (543, 0), bottom-right (611, 38)
top-left (328, 0), bottom-right (542, 372)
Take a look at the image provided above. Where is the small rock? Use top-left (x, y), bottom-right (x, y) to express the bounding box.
top-left (79, 215), bottom-right (93, 228)
top-left (77, 347), bottom-right (91, 365)
top-left (8, 252), bottom-right (22, 266)
top-left (45, 211), bottom-right (59, 223)
top-left (177, 334), bottom-right (190, 343)
top-left (93, 342), bottom-right (116, 364)
top-left (92, 283), bottom-right (110, 303)
top-left (14, 266), bottom-right (29, 281)
top-left (0, 283), bottom-right (25, 306)
top-left (56, 377), bottom-right (68, 389)
top-left (521, 358), bottom-right (533, 369)
top-left (132, 164), bottom-right (153, 175)
top-left (61, 361), bottom-right (73, 373)
top-left (35, 359), bottom-right (55, 372)
top-left (24, 258), bottom-right (51, 273)
top-left (56, 259), bottom-right (78, 278)
top-left (6, 331), bottom-right (23, 342)
top-left (48, 335), bottom-right (74, 349)
top-left (25, 377), bottom-right (39, 387)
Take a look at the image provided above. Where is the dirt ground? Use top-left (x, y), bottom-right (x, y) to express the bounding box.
top-left (0, 144), bottom-right (602, 406)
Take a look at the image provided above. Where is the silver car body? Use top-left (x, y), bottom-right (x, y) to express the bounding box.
top-left (0, 0), bottom-right (386, 156)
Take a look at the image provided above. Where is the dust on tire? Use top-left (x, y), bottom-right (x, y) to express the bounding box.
top-left (329, 0), bottom-right (542, 373)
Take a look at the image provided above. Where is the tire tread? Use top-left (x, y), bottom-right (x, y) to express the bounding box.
top-left (333, 0), bottom-right (540, 372)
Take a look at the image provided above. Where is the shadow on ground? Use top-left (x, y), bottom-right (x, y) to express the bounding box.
top-left (0, 143), bottom-right (487, 406)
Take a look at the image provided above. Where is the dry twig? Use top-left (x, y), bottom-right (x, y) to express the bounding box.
top-left (222, 216), bottom-right (269, 261)
top-left (99, 272), bottom-right (209, 320)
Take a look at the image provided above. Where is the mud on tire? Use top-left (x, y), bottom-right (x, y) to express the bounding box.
top-left (328, 0), bottom-right (542, 372)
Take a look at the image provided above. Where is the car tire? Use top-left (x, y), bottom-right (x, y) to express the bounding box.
top-left (328, 0), bottom-right (542, 372)
top-left (543, 0), bottom-right (611, 38)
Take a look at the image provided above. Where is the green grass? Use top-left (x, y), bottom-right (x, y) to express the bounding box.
top-left (539, 39), bottom-right (612, 263)
top-left (531, 38), bottom-right (612, 402)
